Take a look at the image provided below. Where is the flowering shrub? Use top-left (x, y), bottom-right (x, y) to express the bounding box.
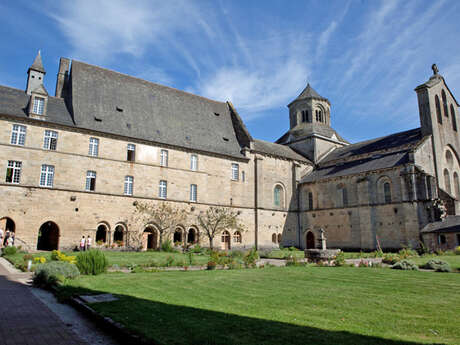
top-left (51, 250), bottom-right (76, 264)
top-left (455, 246), bottom-right (460, 255)
top-left (34, 256), bottom-right (47, 264)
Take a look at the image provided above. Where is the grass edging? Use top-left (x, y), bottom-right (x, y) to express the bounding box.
top-left (69, 295), bottom-right (159, 345)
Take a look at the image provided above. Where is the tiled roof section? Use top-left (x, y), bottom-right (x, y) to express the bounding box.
top-left (276, 123), bottom-right (349, 145)
top-left (421, 216), bottom-right (460, 233)
top-left (0, 86), bottom-right (74, 127)
top-left (319, 128), bottom-right (422, 164)
top-left (289, 84), bottom-right (329, 105)
top-left (301, 151), bottom-right (409, 183)
top-left (29, 51), bottom-right (46, 73)
top-left (252, 139), bottom-right (311, 162)
top-left (69, 60), bottom-right (246, 159)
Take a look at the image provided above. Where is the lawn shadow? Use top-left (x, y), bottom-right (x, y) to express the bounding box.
top-left (60, 285), bottom-right (444, 345)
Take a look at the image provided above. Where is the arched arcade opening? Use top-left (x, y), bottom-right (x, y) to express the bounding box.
top-left (37, 221), bottom-right (59, 251)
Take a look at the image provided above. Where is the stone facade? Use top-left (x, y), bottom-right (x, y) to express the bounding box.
top-left (0, 55), bottom-right (459, 252)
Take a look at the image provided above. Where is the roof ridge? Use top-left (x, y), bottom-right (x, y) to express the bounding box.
top-left (335, 127), bottom-right (421, 149)
top-left (71, 59), bottom-right (227, 106)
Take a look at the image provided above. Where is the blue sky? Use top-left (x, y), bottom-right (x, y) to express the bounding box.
top-left (0, 0), bottom-right (459, 143)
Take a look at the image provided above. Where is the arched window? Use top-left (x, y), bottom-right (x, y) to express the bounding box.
top-left (96, 224), bottom-right (108, 243)
top-left (454, 172), bottom-right (460, 198)
top-left (451, 104), bottom-right (457, 131)
top-left (442, 90), bottom-right (448, 118)
top-left (113, 225), bottom-right (125, 244)
top-left (446, 150), bottom-right (454, 168)
top-left (383, 182), bottom-right (391, 203)
top-left (274, 185), bottom-right (284, 208)
top-left (435, 95), bottom-right (442, 124)
top-left (302, 110), bottom-right (307, 123)
top-left (444, 169), bottom-right (451, 194)
top-left (277, 233), bottom-right (282, 243)
top-left (272, 233), bottom-right (277, 243)
top-left (308, 192), bottom-right (313, 210)
top-left (233, 231), bottom-right (242, 243)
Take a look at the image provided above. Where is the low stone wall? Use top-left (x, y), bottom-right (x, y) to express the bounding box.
top-left (305, 249), bottom-right (340, 262)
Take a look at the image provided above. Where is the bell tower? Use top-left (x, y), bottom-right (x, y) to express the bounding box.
top-left (276, 83), bottom-right (348, 163)
top-left (287, 83), bottom-right (331, 128)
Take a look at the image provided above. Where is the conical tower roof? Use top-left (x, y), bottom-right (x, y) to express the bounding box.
top-left (288, 83), bottom-right (329, 106)
top-left (29, 50), bottom-right (46, 74)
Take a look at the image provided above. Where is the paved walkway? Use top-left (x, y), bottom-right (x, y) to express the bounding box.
top-left (0, 261), bottom-right (88, 345)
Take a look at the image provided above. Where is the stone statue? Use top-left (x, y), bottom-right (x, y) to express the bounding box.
top-left (433, 199), bottom-right (447, 221)
top-left (319, 228), bottom-right (327, 250)
top-left (432, 64), bottom-right (439, 75)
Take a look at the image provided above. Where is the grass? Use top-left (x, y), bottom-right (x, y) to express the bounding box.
top-left (263, 248), bottom-right (305, 259)
top-left (3, 250), bottom-right (211, 269)
top-left (411, 255), bottom-right (460, 270)
top-left (60, 266), bottom-right (460, 345)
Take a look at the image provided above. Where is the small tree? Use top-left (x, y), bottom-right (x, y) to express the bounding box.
top-left (197, 206), bottom-right (245, 250)
top-left (132, 201), bottom-right (187, 249)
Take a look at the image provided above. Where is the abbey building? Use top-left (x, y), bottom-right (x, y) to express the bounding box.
top-left (1, 52), bottom-right (459, 252)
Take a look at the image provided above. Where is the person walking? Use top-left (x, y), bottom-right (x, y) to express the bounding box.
top-left (0, 227), bottom-right (3, 249)
top-left (86, 235), bottom-right (92, 250)
top-left (3, 230), bottom-right (10, 247)
top-left (80, 236), bottom-right (86, 251)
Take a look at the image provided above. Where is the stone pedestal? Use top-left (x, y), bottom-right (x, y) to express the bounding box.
top-left (305, 249), bottom-right (341, 263)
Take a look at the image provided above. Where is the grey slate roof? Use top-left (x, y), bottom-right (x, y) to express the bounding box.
top-left (252, 139), bottom-right (310, 162)
top-left (0, 85), bottom-right (73, 127)
top-left (319, 128), bottom-right (422, 164)
top-left (288, 84), bottom-right (329, 106)
top-left (69, 61), bottom-right (246, 159)
top-left (276, 123), bottom-right (349, 145)
top-left (29, 51), bottom-right (46, 74)
top-left (301, 150), bottom-right (409, 183)
top-left (421, 216), bottom-right (460, 233)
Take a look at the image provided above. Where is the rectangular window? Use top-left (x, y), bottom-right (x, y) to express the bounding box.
top-left (10, 124), bottom-right (26, 146)
top-left (5, 161), bottom-right (21, 184)
top-left (43, 130), bottom-right (58, 150)
top-left (190, 184), bottom-right (197, 202)
top-left (190, 154), bottom-right (198, 171)
top-left (33, 97), bottom-right (45, 115)
top-left (89, 137), bottom-right (99, 157)
top-left (160, 149), bottom-right (168, 167)
top-left (85, 171), bottom-right (96, 191)
top-left (40, 164), bottom-right (54, 187)
top-left (231, 163), bottom-right (239, 180)
top-left (159, 180), bottom-right (167, 199)
top-left (127, 144), bottom-right (135, 161)
top-left (241, 171), bottom-right (245, 182)
top-left (124, 176), bottom-right (133, 195)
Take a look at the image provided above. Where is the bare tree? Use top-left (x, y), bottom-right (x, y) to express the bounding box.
top-left (131, 201), bottom-right (187, 249)
top-left (197, 206), bottom-right (245, 250)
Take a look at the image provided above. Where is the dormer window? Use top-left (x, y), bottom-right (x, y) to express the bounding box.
top-left (33, 97), bottom-right (45, 115)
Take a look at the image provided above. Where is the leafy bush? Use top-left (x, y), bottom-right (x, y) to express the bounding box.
top-left (33, 261), bottom-right (80, 287)
top-left (76, 249), bottom-right (108, 275)
top-left (165, 256), bottom-right (175, 267)
top-left (398, 248), bottom-right (418, 259)
top-left (161, 240), bottom-right (177, 253)
top-left (229, 250), bottom-right (245, 259)
top-left (288, 246), bottom-right (297, 251)
top-left (2, 246), bottom-right (17, 256)
top-left (420, 259), bottom-right (452, 272)
top-left (187, 252), bottom-right (195, 266)
top-left (334, 251), bottom-right (345, 266)
top-left (191, 245), bottom-right (203, 254)
top-left (391, 260), bottom-right (418, 270)
top-left (455, 246), bottom-right (460, 255)
top-left (371, 249), bottom-right (384, 258)
top-left (382, 254), bottom-right (399, 265)
top-left (243, 248), bottom-right (259, 268)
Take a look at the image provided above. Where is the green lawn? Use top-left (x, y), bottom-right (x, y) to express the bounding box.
top-left (61, 267), bottom-right (460, 345)
top-left (264, 248), bottom-right (305, 259)
top-left (3, 250), bottom-right (211, 269)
